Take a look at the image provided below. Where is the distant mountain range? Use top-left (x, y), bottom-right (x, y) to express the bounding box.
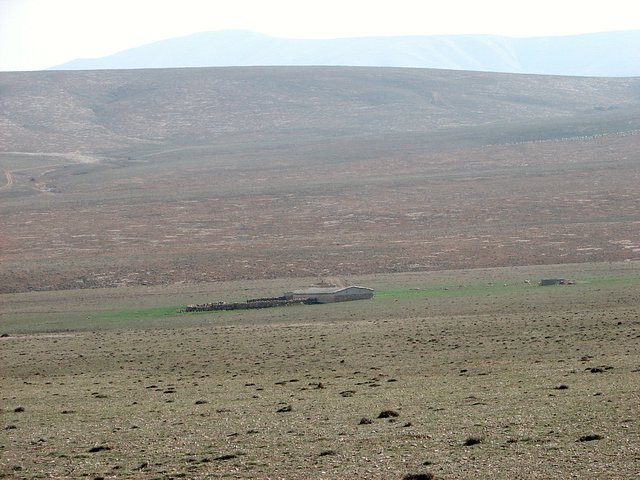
top-left (50, 30), bottom-right (640, 76)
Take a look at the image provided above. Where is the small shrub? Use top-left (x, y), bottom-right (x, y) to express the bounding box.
top-left (378, 410), bottom-right (399, 419)
top-left (577, 434), bottom-right (602, 442)
top-left (214, 454), bottom-right (237, 461)
top-left (403, 473), bottom-right (435, 480)
top-left (463, 436), bottom-right (483, 446)
top-left (359, 417), bottom-right (373, 425)
top-left (319, 449), bottom-right (337, 456)
top-left (88, 445), bottom-right (111, 453)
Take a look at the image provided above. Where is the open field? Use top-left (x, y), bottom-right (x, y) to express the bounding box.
top-left (1, 262), bottom-right (639, 479)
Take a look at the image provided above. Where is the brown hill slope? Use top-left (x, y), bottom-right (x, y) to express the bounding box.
top-left (2, 67), bottom-right (640, 153)
top-left (1, 67), bottom-right (639, 292)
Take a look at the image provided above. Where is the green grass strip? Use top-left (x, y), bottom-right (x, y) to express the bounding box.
top-left (376, 282), bottom-right (509, 299)
top-left (88, 305), bottom-right (183, 323)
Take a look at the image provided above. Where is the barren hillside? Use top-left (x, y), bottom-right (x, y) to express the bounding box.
top-left (1, 67), bottom-right (639, 292)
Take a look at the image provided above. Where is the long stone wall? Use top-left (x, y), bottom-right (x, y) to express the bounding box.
top-left (184, 296), bottom-right (317, 312)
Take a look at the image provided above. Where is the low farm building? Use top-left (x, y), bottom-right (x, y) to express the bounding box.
top-left (539, 278), bottom-right (575, 286)
top-left (283, 285), bottom-right (374, 303)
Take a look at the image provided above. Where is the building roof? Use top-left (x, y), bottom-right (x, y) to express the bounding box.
top-left (288, 285), bottom-right (373, 295)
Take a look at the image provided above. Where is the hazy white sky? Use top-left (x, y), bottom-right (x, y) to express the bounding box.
top-left (1, 0), bottom-right (639, 71)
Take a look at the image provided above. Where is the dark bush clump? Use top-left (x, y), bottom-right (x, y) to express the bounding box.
top-left (463, 436), bottom-right (483, 446)
top-left (378, 410), bottom-right (399, 419)
top-left (214, 454), bottom-right (237, 461)
top-left (319, 450), bottom-right (337, 456)
top-left (88, 445), bottom-right (111, 453)
top-left (403, 473), bottom-right (435, 480)
top-left (578, 434), bottom-right (602, 442)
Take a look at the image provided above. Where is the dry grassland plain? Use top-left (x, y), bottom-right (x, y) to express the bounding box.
top-left (1, 264), bottom-right (639, 479)
top-left (1, 67), bottom-right (639, 478)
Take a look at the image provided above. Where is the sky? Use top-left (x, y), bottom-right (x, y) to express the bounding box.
top-left (1, 0), bottom-right (639, 71)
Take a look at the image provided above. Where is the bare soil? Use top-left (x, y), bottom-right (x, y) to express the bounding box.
top-left (1, 263), bottom-right (639, 479)
top-left (1, 131), bottom-right (639, 293)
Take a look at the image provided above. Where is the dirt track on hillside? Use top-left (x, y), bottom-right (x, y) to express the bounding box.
top-left (0, 169), bottom-right (13, 190)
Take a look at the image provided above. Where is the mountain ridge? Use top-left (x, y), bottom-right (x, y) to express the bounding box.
top-left (50, 29), bottom-right (640, 77)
